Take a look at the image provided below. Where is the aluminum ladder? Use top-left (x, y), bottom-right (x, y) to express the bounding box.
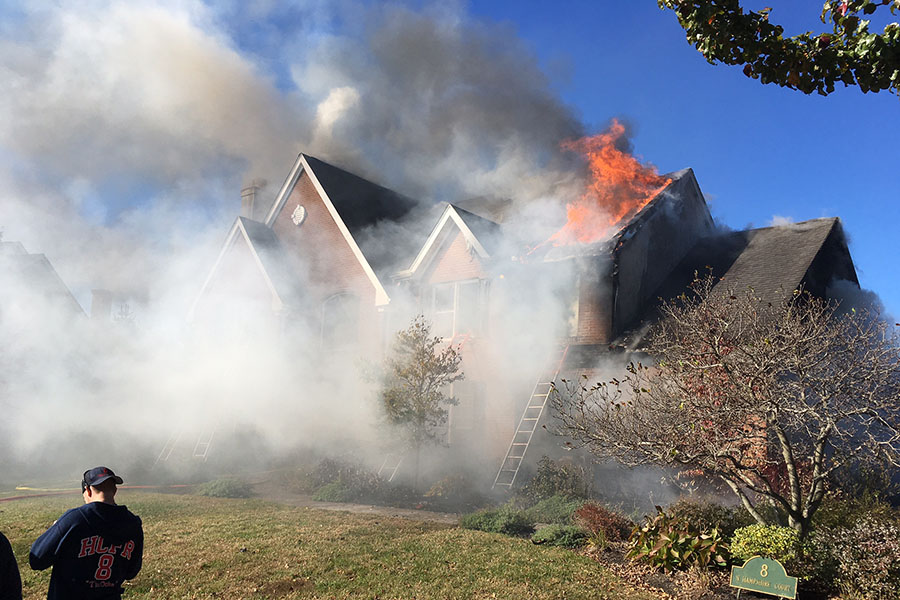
top-left (493, 345), bottom-right (569, 490)
top-left (193, 427), bottom-right (216, 461)
top-left (152, 430), bottom-right (182, 468)
top-left (377, 454), bottom-right (404, 482)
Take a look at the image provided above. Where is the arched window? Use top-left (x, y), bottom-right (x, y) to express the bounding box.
top-left (321, 292), bottom-right (358, 350)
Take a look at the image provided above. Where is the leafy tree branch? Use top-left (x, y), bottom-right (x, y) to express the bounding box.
top-left (658, 0), bottom-right (900, 95)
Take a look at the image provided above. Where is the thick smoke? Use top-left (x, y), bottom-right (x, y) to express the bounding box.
top-left (0, 1), bottom-right (628, 492)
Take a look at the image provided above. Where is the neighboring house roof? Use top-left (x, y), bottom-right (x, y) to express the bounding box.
top-left (663, 218), bottom-right (850, 306)
top-left (395, 203), bottom-right (501, 280)
top-left (0, 244), bottom-right (85, 317)
top-left (189, 217), bottom-right (302, 320)
top-left (238, 217), bottom-right (306, 305)
top-left (615, 217), bottom-right (857, 348)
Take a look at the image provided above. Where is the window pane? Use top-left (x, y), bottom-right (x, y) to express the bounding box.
top-left (433, 284), bottom-right (454, 311)
top-left (455, 281), bottom-right (480, 335)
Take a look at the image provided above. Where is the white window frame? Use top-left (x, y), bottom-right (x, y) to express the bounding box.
top-left (429, 278), bottom-right (489, 339)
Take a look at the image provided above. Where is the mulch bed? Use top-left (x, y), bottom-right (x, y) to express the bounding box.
top-left (584, 544), bottom-right (738, 600)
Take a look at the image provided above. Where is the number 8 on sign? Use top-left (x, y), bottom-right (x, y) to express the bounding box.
top-left (760, 563), bottom-right (768, 577)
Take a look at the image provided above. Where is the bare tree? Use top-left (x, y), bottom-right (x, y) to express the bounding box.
top-left (551, 275), bottom-right (900, 537)
top-left (379, 315), bottom-right (464, 487)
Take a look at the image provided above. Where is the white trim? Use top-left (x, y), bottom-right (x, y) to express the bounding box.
top-left (264, 154), bottom-right (306, 227)
top-left (237, 219), bottom-right (284, 312)
top-left (187, 218), bottom-right (284, 322)
top-left (262, 153), bottom-right (392, 306)
top-left (299, 155), bottom-right (392, 306)
top-left (401, 204), bottom-right (490, 279)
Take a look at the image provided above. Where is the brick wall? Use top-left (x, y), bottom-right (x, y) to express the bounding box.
top-left (270, 171), bottom-right (381, 352)
top-left (574, 261), bottom-right (612, 344)
top-left (425, 231), bottom-right (486, 284)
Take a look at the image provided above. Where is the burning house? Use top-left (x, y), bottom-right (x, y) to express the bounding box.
top-left (188, 131), bottom-right (860, 487)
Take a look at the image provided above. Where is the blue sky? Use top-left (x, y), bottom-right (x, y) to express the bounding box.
top-left (467, 1), bottom-right (899, 317)
top-left (1, 1), bottom-right (897, 317)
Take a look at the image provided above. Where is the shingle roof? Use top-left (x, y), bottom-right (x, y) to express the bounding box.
top-left (450, 204), bottom-right (502, 254)
top-left (615, 217), bottom-right (851, 348)
top-left (659, 218), bottom-right (841, 307)
top-left (714, 218), bottom-right (840, 304)
top-left (237, 217), bottom-right (305, 307)
top-left (540, 169), bottom-right (701, 262)
top-left (0, 249), bottom-right (84, 316)
top-left (303, 155), bottom-right (426, 280)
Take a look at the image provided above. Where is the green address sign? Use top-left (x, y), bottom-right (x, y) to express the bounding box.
top-left (729, 556), bottom-right (798, 599)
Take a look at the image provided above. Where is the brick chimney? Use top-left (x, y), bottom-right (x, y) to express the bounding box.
top-left (241, 179), bottom-right (268, 221)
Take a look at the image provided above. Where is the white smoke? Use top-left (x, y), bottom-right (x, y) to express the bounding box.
top-left (0, 0), bottom-right (606, 485)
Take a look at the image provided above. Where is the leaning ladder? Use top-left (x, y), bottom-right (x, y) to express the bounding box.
top-left (152, 430), bottom-right (182, 468)
top-left (193, 427), bottom-right (216, 461)
top-left (378, 454), bottom-right (404, 482)
top-left (493, 345), bottom-right (569, 490)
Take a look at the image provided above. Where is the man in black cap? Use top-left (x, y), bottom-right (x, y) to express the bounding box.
top-left (30, 467), bottom-right (143, 599)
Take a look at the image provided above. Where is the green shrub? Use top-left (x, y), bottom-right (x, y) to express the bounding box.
top-left (195, 478), bottom-right (253, 498)
top-left (829, 517), bottom-right (900, 599)
top-left (573, 502), bottom-right (634, 548)
top-left (627, 506), bottom-right (729, 572)
top-left (730, 524), bottom-right (800, 568)
top-left (531, 524), bottom-right (587, 548)
top-left (667, 498), bottom-right (753, 539)
top-left (312, 478), bottom-right (355, 502)
top-left (812, 490), bottom-right (899, 531)
top-left (524, 495), bottom-right (582, 525)
top-left (518, 456), bottom-right (589, 503)
top-left (460, 506), bottom-right (535, 536)
top-left (307, 457), bottom-right (385, 503)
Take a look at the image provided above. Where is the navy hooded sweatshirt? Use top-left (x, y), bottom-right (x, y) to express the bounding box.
top-left (30, 502), bottom-right (143, 600)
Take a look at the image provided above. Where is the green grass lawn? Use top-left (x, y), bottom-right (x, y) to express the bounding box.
top-left (2, 492), bottom-right (656, 599)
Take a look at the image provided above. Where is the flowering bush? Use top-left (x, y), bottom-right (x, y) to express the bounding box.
top-left (830, 517), bottom-right (900, 599)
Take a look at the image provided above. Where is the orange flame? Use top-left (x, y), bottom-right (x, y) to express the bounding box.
top-left (545, 119), bottom-right (670, 247)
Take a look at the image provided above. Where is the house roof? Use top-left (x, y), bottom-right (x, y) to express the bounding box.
top-left (668, 218), bottom-right (842, 305)
top-left (395, 203), bottom-right (501, 279)
top-left (0, 246), bottom-right (85, 316)
top-left (259, 153), bottom-right (428, 304)
top-left (614, 217), bottom-right (853, 348)
top-left (189, 217), bottom-right (304, 320)
top-left (237, 217), bottom-right (305, 306)
top-left (540, 169), bottom-right (698, 262)
top-left (450, 205), bottom-right (503, 257)
top-left (301, 155), bottom-right (424, 281)
top-left (452, 196), bottom-right (515, 223)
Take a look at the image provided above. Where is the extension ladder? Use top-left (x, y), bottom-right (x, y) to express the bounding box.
top-left (152, 430), bottom-right (183, 468)
top-left (378, 454), bottom-right (404, 482)
top-left (193, 427), bottom-right (216, 461)
top-left (493, 345), bottom-right (569, 490)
